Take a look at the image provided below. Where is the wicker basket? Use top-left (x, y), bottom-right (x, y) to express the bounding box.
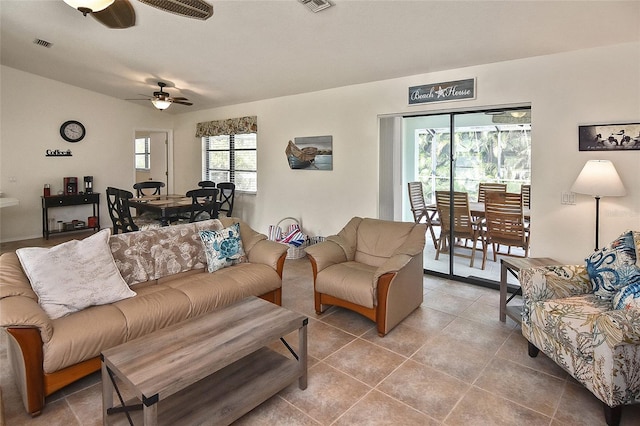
top-left (286, 240), bottom-right (309, 259)
top-left (275, 217), bottom-right (308, 259)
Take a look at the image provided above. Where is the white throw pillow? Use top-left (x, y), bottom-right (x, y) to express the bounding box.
top-left (16, 228), bottom-right (136, 319)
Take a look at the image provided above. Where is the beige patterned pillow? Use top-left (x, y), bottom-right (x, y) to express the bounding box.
top-left (109, 219), bottom-right (224, 285)
top-left (16, 229), bottom-right (135, 319)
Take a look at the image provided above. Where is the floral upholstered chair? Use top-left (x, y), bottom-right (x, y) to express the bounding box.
top-left (520, 230), bottom-right (640, 426)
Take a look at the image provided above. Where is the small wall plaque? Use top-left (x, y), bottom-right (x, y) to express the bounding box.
top-left (46, 149), bottom-right (72, 157)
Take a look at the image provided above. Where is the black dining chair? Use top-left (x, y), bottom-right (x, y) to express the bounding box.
top-left (185, 188), bottom-right (219, 222)
top-left (106, 187), bottom-right (163, 233)
top-left (133, 181), bottom-right (165, 197)
top-left (216, 182), bottom-right (236, 217)
top-left (197, 180), bottom-right (216, 189)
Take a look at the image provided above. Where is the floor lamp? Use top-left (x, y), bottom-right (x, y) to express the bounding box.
top-left (571, 160), bottom-right (626, 251)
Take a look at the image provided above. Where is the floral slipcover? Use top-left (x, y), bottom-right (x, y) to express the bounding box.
top-left (109, 219), bottom-right (224, 285)
top-left (521, 262), bottom-right (640, 408)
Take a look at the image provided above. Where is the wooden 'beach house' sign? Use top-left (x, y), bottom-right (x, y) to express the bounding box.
top-left (409, 78), bottom-right (475, 105)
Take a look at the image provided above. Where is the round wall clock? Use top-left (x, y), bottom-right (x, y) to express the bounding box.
top-left (60, 120), bottom-right (86, 143)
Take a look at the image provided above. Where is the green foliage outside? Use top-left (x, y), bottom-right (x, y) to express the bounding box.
top-left (417, 125), bottom-right (531, 204)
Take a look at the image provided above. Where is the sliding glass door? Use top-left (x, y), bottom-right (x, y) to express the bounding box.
top-left (402, 108), bottom-right (531, 283)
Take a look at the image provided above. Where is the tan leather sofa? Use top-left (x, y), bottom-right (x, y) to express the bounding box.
top-left (306, 217), bottom-right (426, 336)
top-left (0, 218), bottom-right (287, 416)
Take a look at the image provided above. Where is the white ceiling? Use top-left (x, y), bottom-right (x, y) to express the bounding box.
top-left (2, 0), bottom-right (639, 114)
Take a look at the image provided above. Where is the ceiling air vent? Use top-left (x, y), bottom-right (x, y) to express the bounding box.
top-left (137, 0), bottom-right (214, 20)
top-left (33, 38), bottom-right (53, 48)
top-left (299, 0), bottom-right (332, 13)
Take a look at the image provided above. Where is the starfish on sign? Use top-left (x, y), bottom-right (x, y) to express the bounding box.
top-left (435, 86), bottom-right (447, 98)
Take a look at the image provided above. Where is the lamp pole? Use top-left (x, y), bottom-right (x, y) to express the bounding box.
top-left (571, 160), bottom-right (626, 253)
top-left (594, 196), bottom-right (600, 251)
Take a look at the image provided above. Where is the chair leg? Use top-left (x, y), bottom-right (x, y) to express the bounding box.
top-left (528, 341), bottom-right (539, 357)
top-left (603, 404), bottom-right (621, 426)
top-left (469, 240), bottom-right (476, 268)
top-left (435, 235), bottom-right (446, 260)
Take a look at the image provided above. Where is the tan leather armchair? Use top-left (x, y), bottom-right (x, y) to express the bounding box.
top-left (305, 217), bottom-right (426, 336)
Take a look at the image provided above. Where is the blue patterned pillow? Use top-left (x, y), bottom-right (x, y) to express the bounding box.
top-left (199, 223), bottom-right (246, 273)
top-left (586, 231), bottom-right (640, 300)
top-left (613, 282), bottom-right (640, 310)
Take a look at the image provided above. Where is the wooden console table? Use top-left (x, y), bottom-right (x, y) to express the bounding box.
top-left (41, 193), bottom-right (100, 239)
top-left (500, 257), bottom-right (559, 323)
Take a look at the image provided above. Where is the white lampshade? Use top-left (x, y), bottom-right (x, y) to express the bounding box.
top-left (571, 160), bottom-right (626, 197)
top-left (63, 0), bottom-right (114, 13)
top-left (151, 98), bottom-right (172, 111)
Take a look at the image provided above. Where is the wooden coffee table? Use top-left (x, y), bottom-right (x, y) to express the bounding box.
top-left (101, 296), bottom-right (308, 426)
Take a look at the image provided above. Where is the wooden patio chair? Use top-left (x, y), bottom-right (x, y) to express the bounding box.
top-left (521, 184), bottom-right (531, 208)
top-left (477, 182), bottom-right (507, 203)
top-left (408, 181), bottom-right (439, 247)
top-left (435, 191), bottom-right (486, 269)
top-left (483, 191), bottom-right (530, 264)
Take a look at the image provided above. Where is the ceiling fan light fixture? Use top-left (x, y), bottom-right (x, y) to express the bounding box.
top-left (151, 98), bottom-right (172, 110)
top-left (63, 0), bottom-right (115, 15)
top-left (510, 111), bottom-right (527, 118)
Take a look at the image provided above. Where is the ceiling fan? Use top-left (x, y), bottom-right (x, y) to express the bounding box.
top-left (63, 0), bottom-right (213, 29)
top-left (127, 82), bottom-right (193, 110)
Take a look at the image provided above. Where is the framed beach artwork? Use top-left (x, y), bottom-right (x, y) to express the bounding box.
top-left (578, 123), bottom-right (640, 151)
top-left (286, 136), bottom-right (333, 170)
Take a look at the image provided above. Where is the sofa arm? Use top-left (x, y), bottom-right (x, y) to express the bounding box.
top-left (520, 264), bottom-right (592, 303)
top-left (0, 295), bottom-right (53, 343)
top-left (246, 239), bottom-right (288, 273)
top-left (596, 309), bottom-right (640, 347)
top-left (520, 265), bottom-right (592, 328)
top-left (305, 239), bottom-right (348, 275)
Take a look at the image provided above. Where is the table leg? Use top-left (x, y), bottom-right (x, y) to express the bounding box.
top-left (159, 207), bottom-right (170, 226)
top-left (298, 319), bottom-right (308, 390)
top-left (143, 400), bottom-right (158, 426)
top-left (101, 360), bottom-right (113, 425)
top-left (500, 260), bottom-right (508, 322)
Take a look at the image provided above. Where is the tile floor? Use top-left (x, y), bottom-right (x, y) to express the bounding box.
top-left (1, 255), bottom-right (639, 425)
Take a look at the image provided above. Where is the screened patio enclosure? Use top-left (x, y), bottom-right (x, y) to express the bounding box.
top-left (401, 108), bottom-right (532, 285)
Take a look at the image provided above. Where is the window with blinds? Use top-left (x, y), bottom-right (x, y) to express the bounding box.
top-left (202, 133), bottom-right (257, 193)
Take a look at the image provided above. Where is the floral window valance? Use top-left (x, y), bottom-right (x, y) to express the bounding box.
top-left (195, 116), bottom-right (257, 137)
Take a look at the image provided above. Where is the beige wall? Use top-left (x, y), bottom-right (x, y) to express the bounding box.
top-left (172, 42), bottom-right (639, 264)
top-left (0, 66), bottom-right (173, 241)
top-left (2, 42), bottom-right (639, 264)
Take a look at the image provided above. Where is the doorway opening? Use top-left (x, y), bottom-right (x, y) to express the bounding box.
top-left (133, 130), bottom-right (172, 194)
top-left (380, 106), bottom-right (531, 287)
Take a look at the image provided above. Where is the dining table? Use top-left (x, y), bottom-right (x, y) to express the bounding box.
top-left (469, 202), bottom-right (531, 219)
top-left (128, 194), bottom-right (194, 226)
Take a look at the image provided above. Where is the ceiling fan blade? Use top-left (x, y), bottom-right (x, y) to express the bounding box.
top-left (172, 100), bottom-right (193, 106)
top-left (125, 98), bottom-right (151, 101)
top-left (137, 0), bottom-right (213, 20)
top-left (171, 97), bottom-right (189, 101)
top-left (92, 0), bottom-right (136, 29)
